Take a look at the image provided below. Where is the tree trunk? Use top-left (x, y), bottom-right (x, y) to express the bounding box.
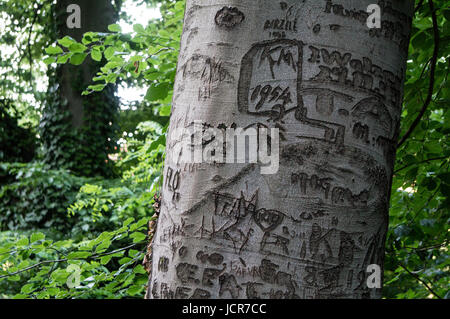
top-left (147, 0), bottom-right (414, 299)
top-left (40, 0), bottom-right (119, 177)
top-left (56, 0), bottom-right (117, 128)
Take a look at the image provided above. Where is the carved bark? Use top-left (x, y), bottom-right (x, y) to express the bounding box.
top-left (147, 0), bottom-right (413, 299)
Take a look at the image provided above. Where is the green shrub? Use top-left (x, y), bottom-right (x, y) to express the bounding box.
top-left (0, 163), bottom-right (89, 235)
top-left (0, 100), bottom-right (36, 164)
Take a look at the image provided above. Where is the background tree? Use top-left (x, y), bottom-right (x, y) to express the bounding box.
top-left (39, 0), bottom-right (121, 177)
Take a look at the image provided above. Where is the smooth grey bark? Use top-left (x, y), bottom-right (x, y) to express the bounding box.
top-left (147, 0), bottom-right (414, 299)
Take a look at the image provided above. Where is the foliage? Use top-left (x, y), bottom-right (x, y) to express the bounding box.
top-left (42, 1), bottom-right (183, 114)
top-left (0, 0), bottom-right (55, 130)
top-left (0, 163), bottom-right (90, 234)
top-left (0, 0), bottom-right (175, 299)
top-left (0, 217), bottom-right (151, 299)
top-left (0, 100), bottom-right (37, 163)
top-left (118, 101), bottom-right (170, 141)
top-left (39, 76), bottom-right (120, 178)
top-left (0, 119), bottom-right (165, 298)
top-left (384, 0), bottom-right (450, 299)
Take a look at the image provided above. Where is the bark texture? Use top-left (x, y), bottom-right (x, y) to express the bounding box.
top-left (148, 0), bottom-right (414, 299)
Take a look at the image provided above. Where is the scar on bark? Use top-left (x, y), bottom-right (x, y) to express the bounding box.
top-left (215, 7), bottom-right (245, 29)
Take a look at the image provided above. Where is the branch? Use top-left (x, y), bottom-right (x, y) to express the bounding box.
top-left (26, 3), bottom-right (44, 90)
top-left (0, 243), bottom-right (142, 280)
top-left (387, 240), bottom-right (449, 254)
top-left (398, 263), bottom-right (442, 299)
top-left (0, 259), bottom-right (67, 279)
top-left (415, 0), bottom-right (424, 13)
top-left (394, 156), bottom-right (449, 174)
top-left (398, 0), bottom-right (440, 148)
top-left (403, 241), bottom-right (449, 252)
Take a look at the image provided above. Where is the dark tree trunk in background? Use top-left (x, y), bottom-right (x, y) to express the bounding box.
top-left (40, 0), bottom-right (119, 177)
top-left (147, 0), bottom-right (414, 299)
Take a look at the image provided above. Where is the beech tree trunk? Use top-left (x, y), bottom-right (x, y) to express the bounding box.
top-left (147, 0), bottom-right (414, 299)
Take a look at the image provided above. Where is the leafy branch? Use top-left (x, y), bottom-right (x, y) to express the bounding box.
top-left (398, 0), bottom-right (440, 147)
top-left (394, 156), bottom-right (449, 174)
top-left (0, 242), bottom-right (143, 280)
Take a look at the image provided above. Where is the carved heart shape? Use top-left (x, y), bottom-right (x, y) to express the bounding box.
top-left (253, 208), bottom-right (284, 232)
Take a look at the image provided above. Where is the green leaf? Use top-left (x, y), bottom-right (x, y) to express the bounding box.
top-left (159, 104), bottom-right (171, 116)
top-left (87, 84), bottom-right (106, 92)
top-left (43, 57), bottom-right (56, 65)
top-left (21, 284), bottom-right (35, 294)
top-left (104, 47), bottom-right (115, 60)
top-left (70, 53), bottom-right (88, 65)
top-left (133, 265), bottom-right (146, 274)
top-left (136, 217), bottom-right (148, 228)
top-left (119, 257), bottom-right (132, 265)
top-left (149, 135), bottom-right (166, 152)
top-left (31, 232), bottom-right (45, 243)
top-left (57, 36), bottom-right (76, 48)
top-left (45, 46), bottom-right (63, 55)
top-left (100, 255), bottom-right (113, 265)
top-left (123, 217), bottom-right (134, 227)
top-left (57, 54), bottom-right (72, 64)
top-left (91, 49), bottom-right (102, 62)
top-left (130, 232), bottom-right (146, 243)
top-left (67, 251), bottom-right (91, 260)
top-left (69, 43), bottom-right (87, 53)
top-left (95, 240), bottom-right (111, 253)
top-left (108, 24), bottom-right (122, 33)
top-left (145, 83), bottom-right (170, 101)
top-left (133, 24), bottom-right (145, 33)
top-left (51, 269), bottom-right (70, 284)
top-left (17, 237), bottom-right (29, 247)
top-left (126, 285), bottom-right (143, 295)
